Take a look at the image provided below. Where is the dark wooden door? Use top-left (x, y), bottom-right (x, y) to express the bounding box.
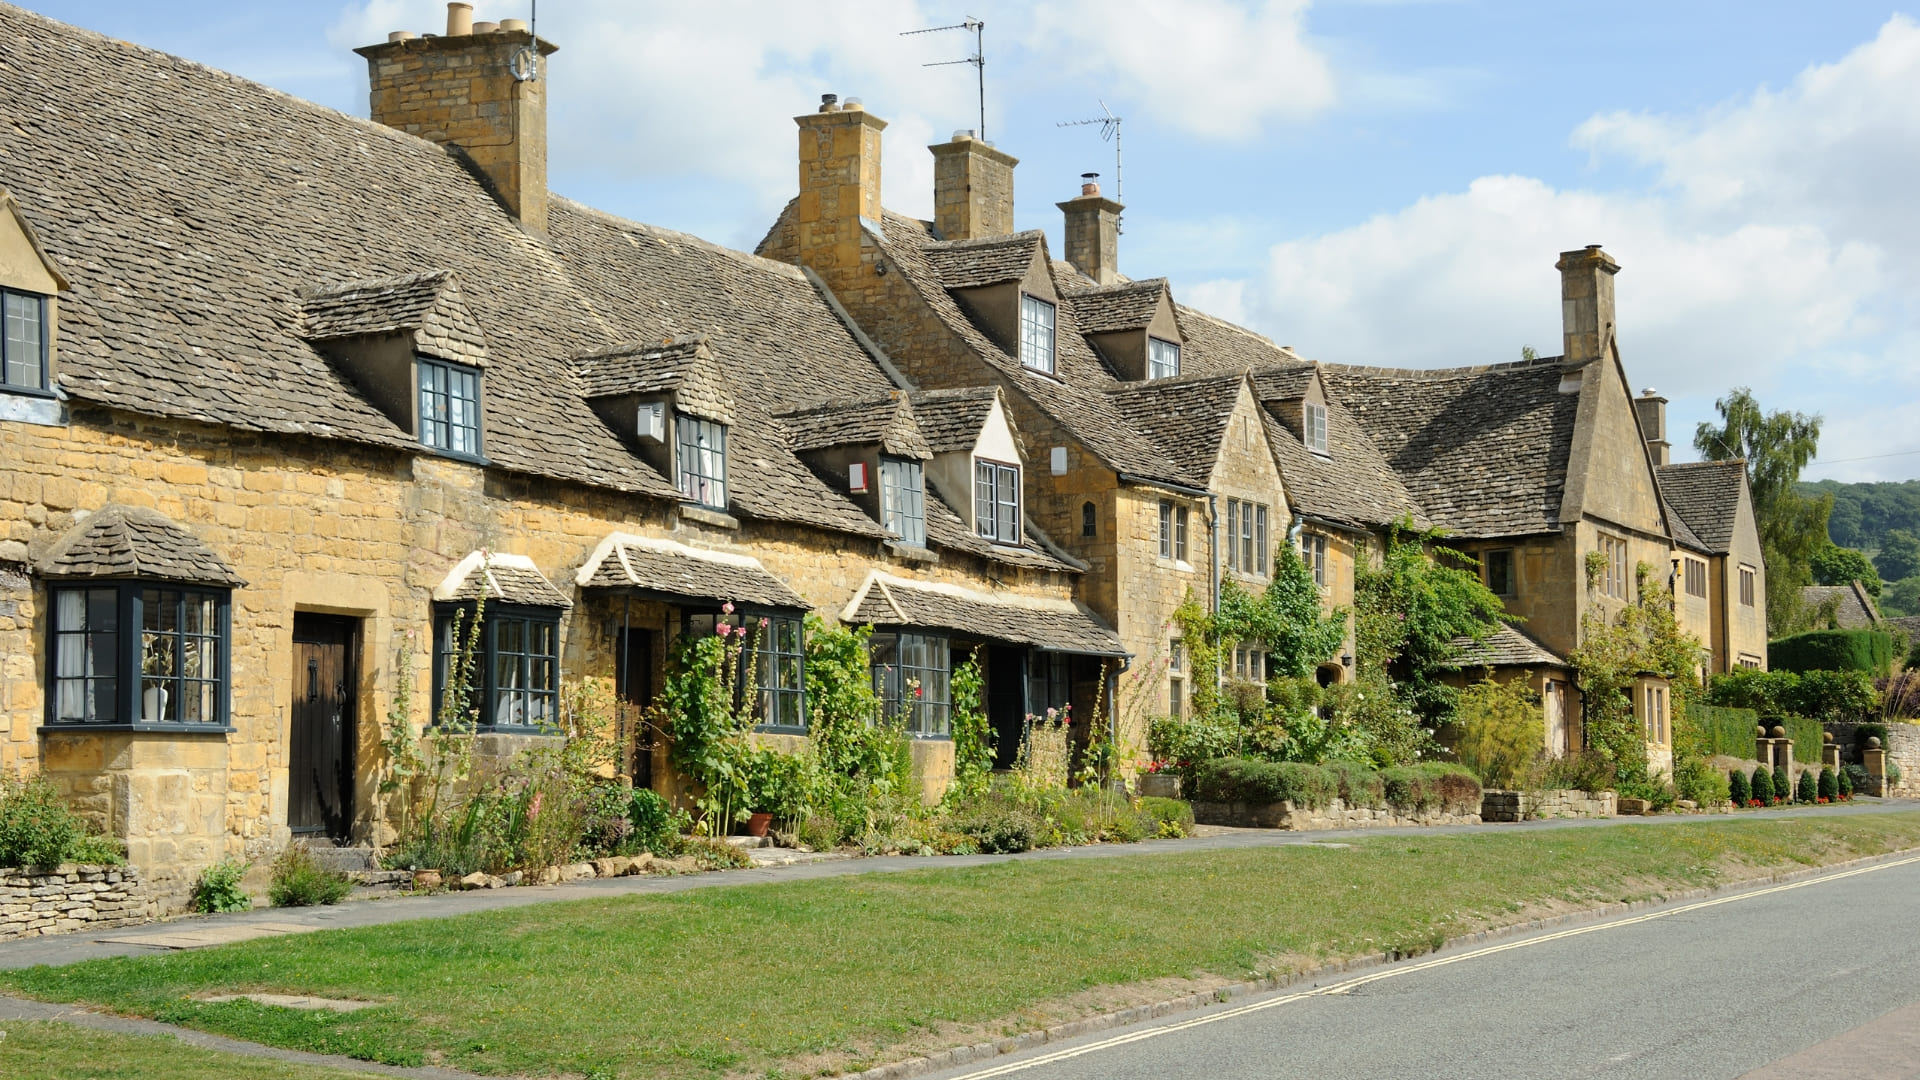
top-left (986, 646), bottom-right (1027, 769)
top-left (290, 614), bottom-right (357, 841)
top-left (616, 627), bottom-right (655, 788)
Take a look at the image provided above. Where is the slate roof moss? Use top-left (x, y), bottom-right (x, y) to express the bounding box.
top-left (1446, 624), bottom-right (1568, 669)
top-left (38, 505), bottom-right (246, 587)
top-left (1658, 461), bottom-right (1748, 554)
top-left (1800, 583), bottom-right (1880, 629)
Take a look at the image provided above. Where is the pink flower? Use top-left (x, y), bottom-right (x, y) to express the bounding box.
top-left (715, 625), bottom-right (730, 637)
top-left (759, 618), bottom-right (770, 628)
top-left (722, 602), bottom-right (735, 615)
top-left (528, 790), bottom-right (543, 821)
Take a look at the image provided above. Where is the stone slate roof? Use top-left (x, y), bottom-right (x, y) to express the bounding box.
top-left (299, 269), bottom-right (489, 369)
top-left (845, 574), bottom-right (1125, 656)
top-left (572, 336), bottom-right (736, 425)
top-left (1248, 366), bottom-right (1428, 531)
top-left (436, 553), bottom-right (572, 609)
top-left (38, 505), bottom-right (246, 587)
top-left (1801, 583), bottom-right (1880, 629)
top-left (921, 233), bottom-right (1045, 288)
top-left (1885, 615), bottom-right (1920, 642)
top-left (1174, 305), bottom-right (1306, 377)
top-left (1323, 357), bottom-right (1578, 538)
top-left (1446, 624), bottom-right (1567, 670)
top-left (909, 387), bottom-right (1000, 454)
top-left (578, 534), bottom-right (808, 610)
top-left (1657, 460), bottom-right (1747, 554)
top-left (776, 393), bottom-right (932, 459)
top-left (1065, 279), bottom-right (1169, 334)
top-left (1105, 374), bottom-right (1245, 488)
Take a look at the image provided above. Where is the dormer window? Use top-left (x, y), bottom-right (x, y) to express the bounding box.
top-left (2, 287), bottom-right (49, 394)
top-left (1148, 337), bottom-right (1181, 380)
top-left (975, 459), bottom-right (1021, 544)
top-left (418, 358), bottom-right (482, 456)
top-left (1020, 294), bottom-right (1056, 374)
top-left (677, 412), bottom-right (728, 509)
top-left (1304, 402), bottom-right (1329, 455)
top-left (880, 456), bottom-right (926, 546)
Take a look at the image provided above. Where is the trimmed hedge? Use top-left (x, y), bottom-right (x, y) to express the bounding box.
top-left (1704, 670), bottom-right (1878, 724)
top-left (1768, 630), bottom-right (1893, 675)
top-left (1690, 704), bottom-right (1825, 767)
top-left (1192, 760), bottom-right (1338, 810)
top-left (1191, 758), bottom-right (1481, 816)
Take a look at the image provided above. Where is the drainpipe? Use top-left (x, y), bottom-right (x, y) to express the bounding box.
top-left (1208, 492), bottom-right (1222, 695)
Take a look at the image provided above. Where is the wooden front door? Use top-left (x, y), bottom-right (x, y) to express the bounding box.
top-left (987, 646), bottom-right (1027, 769)
top-left (290, 614), bottom-right (357, 841)
top-left (616, 627), bottom-right (655, 789)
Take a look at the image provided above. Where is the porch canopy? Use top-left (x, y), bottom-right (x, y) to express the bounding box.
top-left (575, 532), bottom-right (807, 611)
top-left (843, 572), bottom-right (1126, 657)
top-left (434, 551), bottom-right (572, 608)
top-left (1445, 624), bottom-right (1569, 670)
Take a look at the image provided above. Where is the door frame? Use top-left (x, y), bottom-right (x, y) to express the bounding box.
top-left (289, 612), bottom-right (360, 841)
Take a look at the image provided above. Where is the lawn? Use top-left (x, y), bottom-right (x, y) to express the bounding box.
top-left (8, 813), bottom-right (1920, 1080)
top-left (0, 1021), bottom-right (385, 1079)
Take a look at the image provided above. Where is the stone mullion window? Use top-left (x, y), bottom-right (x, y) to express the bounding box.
top-left (418, 358), bottom-right (482, 456)
top-left (47, 582), bottom-right (231, 729)
top-left (870, 631), bottom-right (951, 736)
top-left (1020, 294), bottom-right (1056, 374)
top-left (1, 287), bottom-right (49, 394)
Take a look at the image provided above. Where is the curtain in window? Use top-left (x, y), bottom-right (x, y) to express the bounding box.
top-left (54, 587), bottom-right (118, 722)
top-left (880, 457), bottom-right (926, 545)
top-left (677, 415), bottom-right (728, 508)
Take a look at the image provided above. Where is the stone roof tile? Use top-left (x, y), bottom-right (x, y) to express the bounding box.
top-left (921, 232), bottom-right (1045, 288)
top-left (845, 574), bottom-right (1124, 655)
top-left (776, 393), bottom-right (932, 459)
top-left (578, 534), bottom-right (808, 610)
top-left (1064, 279), bottom-right (1168, 333)
top-left (1446, 624), bottom-right (1567, 669)
top-left (38, 505), bottom-right (246, 587)
top-left (908, 386), bottom-right (999, 454)
top-left (1657, 460), bottom-right (1746, 554)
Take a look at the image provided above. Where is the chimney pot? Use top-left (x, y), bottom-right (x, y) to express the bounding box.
top-left (473, 21), bottom-right (500, 34)
top-left (446, 2), bottom-right (473, 36)
top-left (499, 18), bottom-right (528, 31)
top-left (1059, 182), bottom-right (1124, 285)
top-left (819, 93), bottom-right (839, 112)
top-left (844, 97), bottom-right (864, 111)
top-left (951, 129), bottom-right (975, 141)
top-left (388, 30), bottom-right (417, 42)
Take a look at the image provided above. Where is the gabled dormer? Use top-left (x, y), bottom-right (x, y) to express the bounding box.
top-left (573, 335), bottom-right (737, 511)
top-left (911, 385), bottom-right (1027, 545)
top-left (1066, 278), bottom-right (1184, 382)
top-left (0, 189), bottom-right (71, 418)
top-left (300, 270), bottom-right (490, 460)
top-left (776, 391), bottom-right (934, 546)
top-left (1256, 364), bottom-right (1333, 458)
top-left (921, 232), bottom-right (1060, 376)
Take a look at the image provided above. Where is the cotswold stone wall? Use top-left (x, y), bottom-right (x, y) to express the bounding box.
top-left (0, 863), bottom-right (155, 941)
top-left (1481, 788), bottom-right (1616, 822)
top-left (1192, 799), bottom-right (1481, 831)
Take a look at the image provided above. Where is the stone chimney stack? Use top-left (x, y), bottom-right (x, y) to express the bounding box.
top-left (1058, 177), bottom-right (1123, 285)
top-left (1555, 244), bottom-right (1620, 368)
top-left (793, 95), bottom-right (888, 285)
top-left (355, 3), bottom-right (556, 231)
top-left (1635, 388), bottom-right (1671, 467)
top-left (929, 132), bottom-right (1017, 241)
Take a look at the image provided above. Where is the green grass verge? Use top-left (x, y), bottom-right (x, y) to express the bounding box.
top-left (7, 814), bottom-right (1920, 1080)
top-left (0, 1021), bottom-right (385, 1079)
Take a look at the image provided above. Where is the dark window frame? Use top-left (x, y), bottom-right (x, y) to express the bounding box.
top-left (1, 286), bottom-right (52, 397)
top-left (1739, 564), bottom-right (1756, 607)
top-left (1684, 556), bottom-right (1708, 599)
top-left (1484, 547), bottom-right (1515, 597)
top-left (432, 601), bottom-right (562, 732)
top-left (45, 580), bottom-right (233, 731)
top-left (870, 631), bottom-right (951, 736)
top-left (1303, 531), bottom-right (1330, 587)
top-left (974, 458), bottom-right (1022, 545)
top-left (880, 456), bottom-right (927, 545)
top-left (1020, 293), bottom-right (1056, 375)
top-left (683, 610), bottom-right (808, 733)
top-left (417, 357), bottom-right (483, 457)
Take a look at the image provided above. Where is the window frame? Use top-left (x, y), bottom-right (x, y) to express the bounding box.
top-left (1148, 337), bottom-right (1181, 380)
top-left (1226, 499), bottom-right (1269, 577)
top-left (870, 631), bottom-right (951, 736)
top-left (1304, 401), bottom-right (1329, 456)
top-left (1167, 638), bottom-right (1185, 718)
top-left (432, 601), bottom-right (562, 732)
top-left (1019, 293), bottom-right (1057, 375)
top-left (973, 458), bottom-right (1022, 545)
top-left (45, 581), bottom-right (233, 731)
top-left (1598, 534), bottom-right (1630, 599)
top-left (675, 412), bottom-right (729, 510)
top-left (1, 286), bottom-right (52, 397)
top-left (1683, 556), bottom-right (1708, 599)
top-left (1159, 500), bottom-right (1174, 560)
top-left (683, 610), bottom-right (809, 732)
top-left (879, 456), bottom-right (927, 546)
top-left (1484, 548), bottom-right (1515, 598)
top-left (1303, 531), bottom-right (1330, 588)
top-left (1738, 565), bottom-right (1757, 607)
top-left (416, 357), bottom-right (483, 458)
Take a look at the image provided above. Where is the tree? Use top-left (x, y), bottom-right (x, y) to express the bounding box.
top-left (1694, 388), bottom-right (1829, 633)
top-left (1876, 529), bottom-right (1920, 584)
top-left (1882, 575), bottom-right (1920, 619)
top-left (1810, 543), bottom-right (1882, 598)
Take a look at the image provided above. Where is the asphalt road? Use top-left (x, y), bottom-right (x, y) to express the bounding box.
top-left (924, 854), bottom-right (1920, 1080)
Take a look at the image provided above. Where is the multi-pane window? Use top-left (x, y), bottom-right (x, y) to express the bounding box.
top-left (974, 460), bottom-right (1021, 544)
top-left (1020, 294), bottom-right (1056, 374)
top-left (434, 605), bottom-right (560, 729)
top-left (1302, 532), bottom-right (1329, 587)
top-left (1739, 565), bottom-right (1757, 607)
top-left (1639, 683), bottom-right (1669, 745)
top-left (1231, 646), bottom-right (1267, 685)
top-left (418, 358), bottom-right (481, 455)
top-left (1598, 534), bottom-right (1630, 599)
top-left (1148, 337), bottom-right (1181, 380)
top-left (676, 413), bottom-right (728, 509)
top-left (1484, 548), bottom-right (1514, 597)
top-left (2, 287), bottom-right (48, 393)
top-left (871, 632), bottom-right (951, 736)
top-left (1159, 501), bottom-right (1174, 559)
top-left (1027, 651), bottom-right (1072, 716)
top-left (1167, 639), bottom-right (1185, 718)
top-left (1158, 500), bottom-right (1191, 561)
top-left (879, 457), bottom-right (926, 545)
top-left (1304, 402), bottom-right (1329, 455)
top-left (48, 583), bottom-right (230, 726)
top-left (1225, 499), bottom-right (1269, 576)
top-left (1082, 501), bottom-right (1097, 538)
top-left (755, 615), bottom-right (806, 730)
top-left (1684, 557), bottom-right (1708, 598)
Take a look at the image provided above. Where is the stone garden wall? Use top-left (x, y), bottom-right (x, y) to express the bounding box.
top-left (0, 863), bottom-right (156, 942)
top-left (1481, 789), bottom-right (1616, 822)
top-left (1192, 798), bottom-right (1480, 831)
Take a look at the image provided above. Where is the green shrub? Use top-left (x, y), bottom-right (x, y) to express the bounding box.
top-left (1705, 671), bottom-right (1877, 726)
top-left (1674, 757), bottom-right (1730, 807)
top-left (1321, 760), bottom-right (1385, 807)
top-left (1768, 630), bottom-right (1893, 675)
top-left (1191, 759), bottom-right (1338, 809)
top-left (1819, 767), bottom-right (1838, 800)
top-left (1689, 703), bottom-right (1764, 755)
top-left (1728, 767), bottom-right (1751, 805)
top-left (1147, 714), bottom-right (1242, 785)
top-left (1616, 776), bottom-right (1676, 812)
top-left (65, 833), bottom-right (126, 866)
top-left (0, 775), bottom-right (91, 869)
top-left (1540, 750), bottom-right (1615, 794)
top-left (947, 795), bottom-right (1038, 853)
top-left (1453, 677), bottom-right (1543, 789)
top-left (1137, 796), bottom-right (1193, 838)
top-left (626, 788), bottom-right (691, 857)
top-left (1378, 763), bottom-right (1482, 815)
top-left (190, 858), bottom-right (252, 913)
top-left (1750, 766), bottom-right (1774, 804)
top-left (1840, 765), bottom-right (1858, 797)
top-left (684, 836), bottom-right (753, 870)
top-left (1774, 766), bottom-right (1792, 805)
top-left (1795, 769), bottom-right (1818, 804)
top-left (268, 846), bottom-right (352, 907)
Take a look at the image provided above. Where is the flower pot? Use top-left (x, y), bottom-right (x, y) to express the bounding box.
top-left (745, 812), bottom-right (773, 838)
top-left (413, 869), bottom-right (442, 891)
top-left (142, 685), bottom-right (169, 723)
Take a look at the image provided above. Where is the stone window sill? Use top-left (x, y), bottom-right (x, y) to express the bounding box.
top-left (885, 541), bottom-right (939, 564)
top-left (679, 504), bottom-right (740, 530)
top-left (38, 723), bottom-right (234, 737)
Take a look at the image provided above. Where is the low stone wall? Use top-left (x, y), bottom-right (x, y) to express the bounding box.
top-left (1192, 798), bottom-right (1480, 831)
top-left (1481, 789), bottom-right (1616, 822)
top-left (1826, 722), bottom-right (1920, 797)
top-left (0, 864), bottom-right (157, 942)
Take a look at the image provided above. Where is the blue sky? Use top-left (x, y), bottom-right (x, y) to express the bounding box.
top-left (28, 0), bottom-right (1920, 483)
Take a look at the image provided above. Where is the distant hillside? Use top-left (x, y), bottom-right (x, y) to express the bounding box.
top-left (1802, 478), bottom-right (1920, 551)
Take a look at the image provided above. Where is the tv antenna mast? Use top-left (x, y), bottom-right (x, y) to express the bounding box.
top-left (1058, 100), bottom-right (1124, 229)
top-left (902, 17), bottom-right (986, 141)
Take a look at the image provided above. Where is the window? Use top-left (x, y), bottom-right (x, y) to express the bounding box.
top-left (1302, 532), bottom-right (1329, 588)
top-left (1737, 654), bottom-right (1763, 670)
top-left (1739, 565), bottom-right (1756, 607)
top-left (1175, 505), bottom-right (1190, 562)
top-left (2, 287), bottom-right (49, 394)
top-left (1639, 683), bottom-right (1669, 745)
top-left (676, 413), bottom-right (728, 509)
top-left (1148, 337), bottom-right (1181, 380)
top-left (755, 615), bottom-right (806, 730)
top-left (434, 604), bottom-right (560, 729)
top-left (1167, 639), bottom-right (1185, 718)
top-left (418, 358), bottom-right (481, 456)
top-left (974, 460), bottom-right (1021, 544)
top-left (879, 457), bottom-right (926, 545)
top-left (1231, 645), bottom-right (1267, 685)
top-left (1027, 651), bottom-right (1072, 716)
top-left (1226, 499), bottom-right (1268, 576)
top-left (1684, 557), bottom-right (1707, 599)
top-left (1082, 501), bottom-right (1097, 538)
top-left (1598, 534), bottom-right (1629, 599)
top-left (48, 583), bottom-right (230, 726)
top-left (871, 632), bottom-right (950, 736)
top-left (1304, 402), bottom-right (1328, 455)
top-left (1484, 548), bottom-right (1514, 597)
top-left (1159, 501), bottom-right (1174, 559)
top-left (1020, 294), bottom-right (1056, 374)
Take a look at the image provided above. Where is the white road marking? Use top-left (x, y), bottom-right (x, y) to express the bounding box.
top-left (945, 854), bottom-right (1920, 1079)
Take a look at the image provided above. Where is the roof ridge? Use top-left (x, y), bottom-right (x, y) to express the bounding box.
top-left (552, 196), bottom-right (811, 281)
top-left (1320, 354), bottom-right (1569, 381)
top-left (922, 229), bottom-right (1046, 251)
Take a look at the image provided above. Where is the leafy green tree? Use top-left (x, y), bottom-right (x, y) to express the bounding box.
top-left (1217, 543), bottom-right (1349, 680)
top-left (1876, 529), bottom-right (1920, 584)
top-left (1568, 563), bottom-right (1705, 785)
top-left (1694, 388), bottom-right (1829, 633)
top-left (1882, 576), bottom-right (1920, 619)
top-left (1810, 543), bottom-right (1882, 597)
